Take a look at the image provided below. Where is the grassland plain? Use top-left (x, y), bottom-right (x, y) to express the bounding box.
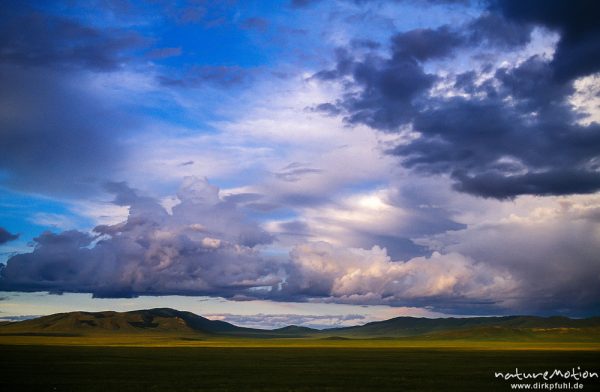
top-left (1, 310), bottom-right (599, 391)
top-left (1, 340), bottom-right (599, 392)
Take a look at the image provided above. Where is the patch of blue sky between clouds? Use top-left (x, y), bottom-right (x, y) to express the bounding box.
top-left (0, 189), bottom-right (97, 262)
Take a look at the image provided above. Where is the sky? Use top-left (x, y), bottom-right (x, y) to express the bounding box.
top-left (0, 0), bottom-right (599, 329)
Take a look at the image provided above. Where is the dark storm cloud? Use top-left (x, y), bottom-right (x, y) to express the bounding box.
top-left (0, 1), bottom-right (149, 196)
top-left (291, 0), bottom-right (472, 8)
top-left (393, 56), bottom-right (600, 198)
top-left (350, 39), bottom-right (381, 50)
top-left (309, 103), bottom-right (343, 116)
top-left (0, 0), bottom-right (262, 197)
top-left (339, 55), bottom-right (435, 130)
top-left (0, 65), bottom-right (134, 196)
top-left (314, 12), bottom-right (534, 129)
top-left (0, 228), bottom-right (19, 245)
top-left (0, 2), bottom-right (145, 71)
top-left (488, 0), bottom-right (600, 81)
top-left (452, 170), bottom-right (600, 199)
top-left (391, 26), bottom-right (463, 62)
top-left (465, 12), bottom-right (532, 48)
top-left (0, 1), bottom-right (251, 197)
top-left (387, 13), bottom-right (530, 63)
top-left (315, 2), bottom-right (600, 198)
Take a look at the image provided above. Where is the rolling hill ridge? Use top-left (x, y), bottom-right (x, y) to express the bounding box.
top-left (1, 308), bottom-right (598, 341)
top-left (0, 308), bottom-right (252, 336)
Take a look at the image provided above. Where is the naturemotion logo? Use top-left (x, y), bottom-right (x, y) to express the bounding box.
top-left (494, 367), bottom-right (598, 390)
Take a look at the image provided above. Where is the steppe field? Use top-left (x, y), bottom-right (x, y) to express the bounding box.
top-left (1, 337), bottom-right (598, 392)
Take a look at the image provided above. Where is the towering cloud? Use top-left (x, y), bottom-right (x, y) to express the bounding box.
top-left (0, 178), bottom-right (279, 298)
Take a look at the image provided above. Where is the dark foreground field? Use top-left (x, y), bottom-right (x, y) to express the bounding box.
top-left (1, 345), bottom-right (599, 392)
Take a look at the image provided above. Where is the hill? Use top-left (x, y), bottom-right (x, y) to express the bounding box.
top-left (319, 315), bottom-right (600, 341)
top-left (1, 308), bottom-right (599, 341)
top-left (0, 308), bottom-right (255, 337)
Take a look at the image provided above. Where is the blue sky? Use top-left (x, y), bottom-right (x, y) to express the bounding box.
top-left (1, 0), bottom-right (599, 328)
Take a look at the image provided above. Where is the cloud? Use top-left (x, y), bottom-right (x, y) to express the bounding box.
top-left (1, 178), bottom-right (599, 315)
top-left (274, 163), bottom-right (323, 182)
top-left (0, 65), bottom-right (135, 195)
top-left (146, 47), bottom-right (182, 59)
top-left (239, 17), bottom-right (270, 32)
top-left (395, 56), bottom-right (600, 198)
top-left (201, 76), bottom-right (399, 212)
top-left (0, 178), bottom-right (279, 298)
top-left (266, 175), bottom-right (465, 260)
top-left (281, 242), bottom-right (518, 313)
top-left (391, 26), bottom-right (464, 63)
top-left (488, 0), bottom-right (600, 81)
top-left (290, 0), bottom-right (322, 8)
top-left (28, 213), bottom-right (78, 230)
top-left (1, 0), bottom-right (598, 318)
top-left (314, 4), bottom-right (600, 198)
top-left (0, 1), bottom-right (145, 72)
top-left (0, 178), bottom-right (499, 310)
top-left (159, 65), bottom-right (257, 88)
top-left (417, 194), bottom-right (600, 315)
top-left (276, 182), bottom-right (600, 315)
top-left (0, 315), bottom-right (40, 322)
top-left (313, 11), bottom-right (533, 129)
top-left (0, 1), bottom-right (267, 196)
top-left (0, 2), bottom-right (169, 196)
top-left (170, 1), bottom-right (233, 28)
top-left (0, 228), bottom-right (19, 245)
top-left (206, 312), bottom-right (365, 329)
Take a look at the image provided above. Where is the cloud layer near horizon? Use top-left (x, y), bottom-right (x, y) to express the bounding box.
top-left (1, 179), bottom-right (598, 315)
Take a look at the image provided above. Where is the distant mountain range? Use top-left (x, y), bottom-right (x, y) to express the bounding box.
top-left (1, 308), bottom-right (599, 341)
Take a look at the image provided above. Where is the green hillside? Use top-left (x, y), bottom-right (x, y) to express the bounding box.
top-left (0, 308), bottom-right (254, 336)
top-left (1, 308), bottom-right (599, 342)
top-left (318, 315), bottom-right (600, 340)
